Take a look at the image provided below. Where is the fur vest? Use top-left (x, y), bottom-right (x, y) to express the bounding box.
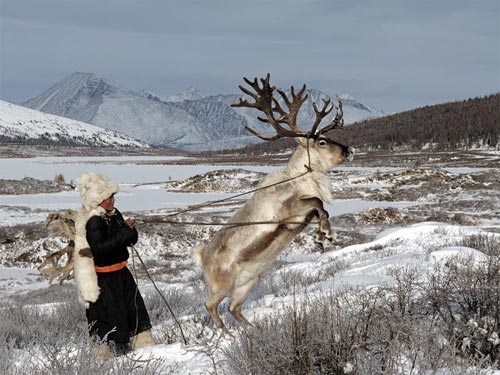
top-left (73, 206), bottom-right (107, 307)
top-left (74, 172), bottom-right (119, 307)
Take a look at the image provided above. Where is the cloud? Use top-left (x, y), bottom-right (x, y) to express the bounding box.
top-left (1, 0), bottom-right (498, 112)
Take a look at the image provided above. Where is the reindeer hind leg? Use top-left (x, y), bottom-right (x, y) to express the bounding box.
top-left (228, 278), bottom-right (258, 326)
top-left (205, 287), bottom-right (228, 330)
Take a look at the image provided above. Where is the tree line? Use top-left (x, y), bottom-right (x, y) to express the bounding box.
top-left (225, 93), bottom-right (499, 155)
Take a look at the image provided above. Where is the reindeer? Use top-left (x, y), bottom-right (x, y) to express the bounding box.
top-left (193, 74), bottom-right (355, 329)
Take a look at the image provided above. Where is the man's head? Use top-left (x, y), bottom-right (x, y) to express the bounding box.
top-left (76, 172), bottom-right (119, 211)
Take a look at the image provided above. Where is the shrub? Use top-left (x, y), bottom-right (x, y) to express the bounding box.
top-left (54, 174), bottom-right (65, 185)
top-left (0, 284), bottom-right (169, 374)
top-left (225, 250), bottom-right (500, 374)
top-left (425, 234), bottom-right (500, 365)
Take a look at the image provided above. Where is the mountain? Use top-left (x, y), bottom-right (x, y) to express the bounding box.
top-left (22, 72), bottom-right (384, 151)
top-left (23, 72), bottom-right (210, 148)
top-left (172, 99), bottom-right (249, 139)
top-left (204, 89), bottom-right (384, 133)
top-left (164, 87), bottom-right (204, 103)
top-left (0, 100), bottom-right (149, 148)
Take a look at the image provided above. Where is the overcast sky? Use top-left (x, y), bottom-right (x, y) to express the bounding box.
top-left (0, 0), bottom-right (498, 113)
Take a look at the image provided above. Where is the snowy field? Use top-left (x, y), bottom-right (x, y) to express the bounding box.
top-left (0, 154), bottom-right (499, 374)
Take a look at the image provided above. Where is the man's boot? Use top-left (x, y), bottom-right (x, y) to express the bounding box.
top-left (90, 342), bottom-right (111, 360)
top-left (131, 329), bottom-right (156, 350)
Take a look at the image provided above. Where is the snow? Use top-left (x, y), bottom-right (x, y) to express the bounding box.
top-left (429, 246), bottom-right (490, 264)
top-left (0, 100), bottom-right (148, 147)
top-left (0, 157), bottom-right (280, 216)
top-left (1, 155), bottom-right (499, 373)
top-left (0, 187), bottom-right (241, 213)
top-left (0, 208), bottom-right (47, 226)
top-left (326, 199), bottom-right (415, 216)
top-left (0, 156), bottom-right (277, 183)
top-left (0, 266), bottom-right (49, 295)
top-left (1, 219), bottom-right (498, 373)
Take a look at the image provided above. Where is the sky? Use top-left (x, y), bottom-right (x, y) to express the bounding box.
top-left (0, 0), bottom-right (499, 113)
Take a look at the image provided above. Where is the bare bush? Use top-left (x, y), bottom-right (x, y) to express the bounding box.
top-left (225, 252), bottom-right (500, 374)
top-left (0, 284), bottom-right (169, 374)
top-left (425, 234), bottom-right (500, 366)
top-left (54, 173), bottom-right (65, 185)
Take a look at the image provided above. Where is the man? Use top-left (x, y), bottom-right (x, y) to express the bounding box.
top-left (73, 172), bottom-right (154, 359)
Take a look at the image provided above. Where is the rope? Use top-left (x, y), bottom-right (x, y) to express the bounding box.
top-left (124, 249), bottom-right (155, 363)
top-left (131, 245), bottom-right (189, 345)
top-left (137, 218), bottom-right (320, 228)
top-left (159, 166), bottom-right (312, 218)
top-left (134, 139), bottom-right (315, 229)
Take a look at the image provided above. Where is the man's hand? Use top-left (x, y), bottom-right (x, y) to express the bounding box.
top-left (125, 218), bottom-right (135, 229)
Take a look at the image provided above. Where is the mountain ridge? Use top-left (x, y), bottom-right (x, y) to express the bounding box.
top-left (21, 72), bottom-right (384, 150)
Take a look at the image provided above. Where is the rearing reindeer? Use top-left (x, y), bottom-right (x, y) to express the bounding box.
top-left (193, 74), bottom-right (354, 329)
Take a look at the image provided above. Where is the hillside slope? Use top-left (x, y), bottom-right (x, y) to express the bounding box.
top-left (0, 100), bottom-right (149, 148)
top-left (230, 94), bottom-right (499, 154)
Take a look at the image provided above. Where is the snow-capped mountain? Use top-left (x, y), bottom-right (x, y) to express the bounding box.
top-left (139, 87), bottom-right (204, 104)
top-left (296, 89), bottom-right (384, 126)
top-left (22, 72), bottom-right (384, 151)
top-left (172, 99), bottom-right (249, 139)
top-left (0, 100), bottom-right (149, 148)
top-left (23, 72), bottom-right (210, 148)
top-left (205, 89), bottom-right (384, 135)
top-left (164, 87), bottom-right (204, 103)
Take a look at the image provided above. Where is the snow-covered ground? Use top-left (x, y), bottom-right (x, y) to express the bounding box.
top-left (1, 155), bottom-right (499, 373)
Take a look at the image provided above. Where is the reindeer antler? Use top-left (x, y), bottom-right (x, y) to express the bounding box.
top-left (38, 210), bottom-right (77, 284)
top-left (232, 73), bottom-right (344, 140)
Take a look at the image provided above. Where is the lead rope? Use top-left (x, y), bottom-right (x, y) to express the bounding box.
top-left (126, 245), bottom-right (154, 362)
top-left (131, 245), bottom-right (188, 345)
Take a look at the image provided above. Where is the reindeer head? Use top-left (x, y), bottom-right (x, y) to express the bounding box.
top-left (294, 136), bottom-right (354, 173)
top-left (231, 74), bottom-right (354, 172)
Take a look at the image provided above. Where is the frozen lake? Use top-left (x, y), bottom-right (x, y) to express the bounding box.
top-left (0, 156), bottom-right (278, 183)
top-left (0, 156), bottom-right (418, 225)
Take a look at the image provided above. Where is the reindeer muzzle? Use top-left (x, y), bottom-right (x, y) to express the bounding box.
top-left (345, 147), bottom-right (355, 162)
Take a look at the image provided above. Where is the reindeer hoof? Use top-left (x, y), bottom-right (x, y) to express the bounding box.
top-left (314, 241), bottom-right (324, 252)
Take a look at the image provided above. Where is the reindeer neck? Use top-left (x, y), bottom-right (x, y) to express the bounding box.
top-left (285, 146), bottom-right (325, 176)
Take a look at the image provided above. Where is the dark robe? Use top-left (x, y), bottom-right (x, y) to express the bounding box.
top-left (85, 209), bottom-right (151, 353)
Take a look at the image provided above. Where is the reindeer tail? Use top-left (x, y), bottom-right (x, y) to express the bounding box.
top-left (192, 244), bottom-right (205, 268)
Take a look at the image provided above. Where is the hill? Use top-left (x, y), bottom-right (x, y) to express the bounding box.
top-left (228, 94), bottom-right (499, 155)
top-left (0, 100), bottom-right (149, 148)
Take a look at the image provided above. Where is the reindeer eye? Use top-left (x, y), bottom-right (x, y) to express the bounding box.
top-left (318, 139), bottom-right (328, 147)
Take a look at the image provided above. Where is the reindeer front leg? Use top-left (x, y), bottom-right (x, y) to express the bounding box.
top-left (286, 197), bottom-right (332, 249)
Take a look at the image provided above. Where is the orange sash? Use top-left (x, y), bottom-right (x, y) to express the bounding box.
top-left (95, 261), bottom-right (127, 273)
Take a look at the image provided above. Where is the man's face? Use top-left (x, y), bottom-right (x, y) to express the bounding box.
top-left (100, 195), bottom-right (115, 211)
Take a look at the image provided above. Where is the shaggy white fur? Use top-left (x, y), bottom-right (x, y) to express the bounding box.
top-left (73, 206), bottom-right (106, 307)
top-left (73, 172), bottom-right (120, 307)
top-left (75, 172), bottom-right (119, 212)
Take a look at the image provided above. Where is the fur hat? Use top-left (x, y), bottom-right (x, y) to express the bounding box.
top-left (76, 172), bottom-right (119, 211)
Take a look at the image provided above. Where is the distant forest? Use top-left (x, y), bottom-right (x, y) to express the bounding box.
top-left (228, 94), bottom-right (499, 155)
